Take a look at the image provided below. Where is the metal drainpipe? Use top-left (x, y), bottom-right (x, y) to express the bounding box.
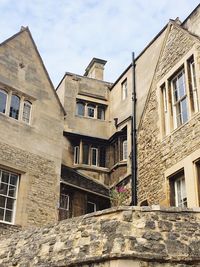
top-left (131, 52), bottom-right (137, 206)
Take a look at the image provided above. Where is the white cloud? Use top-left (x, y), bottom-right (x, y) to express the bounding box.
top-left (0, 0), bottom-right (199, 86)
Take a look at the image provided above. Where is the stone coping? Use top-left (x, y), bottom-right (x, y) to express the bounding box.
top-left (0, 206), bottom-right (200, 266)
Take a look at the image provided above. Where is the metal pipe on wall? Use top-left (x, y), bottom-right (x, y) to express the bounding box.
top-left (131, 52), bottom-right (137, 206)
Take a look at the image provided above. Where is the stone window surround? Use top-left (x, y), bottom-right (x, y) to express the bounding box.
top-left (157, 46), bottom-right (200, 138)
top-left (76, 99), bottom-right (106, 121)
top-left (164, 147), bottom-right (200, 208)
top-left (73, 140), bottom-right (106, 169)
top-left (0, 85), bottom-right (34, 125)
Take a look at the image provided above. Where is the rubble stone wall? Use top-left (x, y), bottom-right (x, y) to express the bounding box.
top-left (0, 207), bottom-right (200, 266)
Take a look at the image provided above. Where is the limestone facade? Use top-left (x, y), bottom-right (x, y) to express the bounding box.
top-left (0, 27), bottom-right (64, 228)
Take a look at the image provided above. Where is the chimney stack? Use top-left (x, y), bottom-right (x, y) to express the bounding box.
top-left (84, 58), bottom-right (107, 81)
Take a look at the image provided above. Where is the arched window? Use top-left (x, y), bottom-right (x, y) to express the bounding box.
top-left (9, 95), bottom-right (20, 120)
top-left (22, 100), bottom-right (32, 124)
top-left (0, 89), bottom-right (7, 114)
top-left (76, 102), bottom-right (85, 116)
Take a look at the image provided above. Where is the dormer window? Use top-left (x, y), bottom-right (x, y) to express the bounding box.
top-left (0, 89), bottom-right (7, 114)
top-left (9, 95), bottom-right (20, 120)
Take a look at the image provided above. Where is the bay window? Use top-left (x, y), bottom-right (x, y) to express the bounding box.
top-left (87, 104), bottom-right (95, 118)
top-left (76, 102), bottom-right (85, 116)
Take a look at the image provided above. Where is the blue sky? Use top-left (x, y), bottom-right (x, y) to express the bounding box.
top-left (0, 0), bottom-right (199, 86)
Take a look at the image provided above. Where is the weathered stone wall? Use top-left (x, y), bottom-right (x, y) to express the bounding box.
top-left (0, 207), bottom-right (200, 266)
top-left (137, 23), bottom-right (200, 206)
top-left (0, 141), bottom-right (59, 227)
top-left (0, 222), bottom-right (21, 238)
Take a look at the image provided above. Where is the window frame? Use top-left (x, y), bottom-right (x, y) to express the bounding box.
top-left (87, 201), bottom-right (97, 213)
top-left (0, 169), bottom-right (19, 224)
top-left (122, 140), bottom-right (128, 160)
top-left (91, 147), bottom-right (98, 166)
top-left (97, 105), bottom-right (105, 120)
top-left (189, 58), bottom-right (199, 113)
top-left (171, 69), bottom-right (188, 128)
top-left (0, 89), bottom-right (8, 115)
top-left (87, 104), bottom-right (95, 118)
top-left (22, 100), bottom-right (32, 124)
top-left (76, 101), bottom-right (85, 117)
top-left (74, 146), bottom-right (79, 165)
top-left (59, 193), bottom-right (70, 211)
top-left (121, 79), bottom-right (128, 100)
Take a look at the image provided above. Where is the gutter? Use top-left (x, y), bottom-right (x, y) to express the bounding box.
top-left (131, 52), bottom-right (137, 206)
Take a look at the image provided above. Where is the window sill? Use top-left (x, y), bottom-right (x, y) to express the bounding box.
top-left (162, 111), bottom-right (200, 142)
top-left (110, 160), bottom-right (127, 172)
top-left (0, 112), bottom-right (32, 128)
top-left (75, 115), bottom-right (106, 122)
top-left (73, 164), bottom-right (109, 172)
top-left (0, 220), bottom-right (14, 225)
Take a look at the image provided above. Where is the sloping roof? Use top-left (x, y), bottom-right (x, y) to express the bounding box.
top-left (0, 26), bottom-right (66, 115)
top-left (61, 165), bottom-right (110, 197)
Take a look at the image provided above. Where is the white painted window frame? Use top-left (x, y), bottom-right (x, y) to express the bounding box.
top-left (171, 69), bottom-right (188, 129)
top-left (59, 193), bottom-right (69, 211)
top-left (122, 140), bottom-right (128, 160)
top-left (87, 201), bottom-right (97, 212)
top-left (0, 169), bottom-right (19, 224)
top-left (190, 59), bottom-right (199, 113)
top-left (174, 175), bottom-right (187, 207)
top-left (122, 79), bottom-right (128, 100)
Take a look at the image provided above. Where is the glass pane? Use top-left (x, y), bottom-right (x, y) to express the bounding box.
top-left (92, 148), bottom-right (97, 166)
top-left (87, 106), bottom-right (94, 117)
top-left (173, 79), bottom-right (178, 102)
top-left (10, 174), bottom-right (18, 186)
top-left (0, 90), bottom-right (7, 113)
top-left (175, 103), bottom-right (181, 127)
top-left (2, 171), bottom-right (9, 183)
top-left (5, 209), bottom-right (12, 222)
top-left (22, 102), bottom-right (31, 123)
top-left (9, 95), bottom-right (20, 119)
top-left (60, 194), bottom-right (69, 210)
top-left (0, 183), bottom-right (8, 195)
top-left (8, 185), bottom-right (16, 197)
top-left (0, 208), bottom-right (4, 220)
top-left (97, 107), bottom-right (105, 120)
top-left (99, 147), bottom-right (106, 167)
top-left (76, 103), bottom-right (84, 116)
top-left (181, 98), bottom-right (188, 124)
top-left (87, 202), bottom-right (96, 213)
top-left (6, 198), bottom-right (14, 210)
top-left (83, 144), bottom-right (89, 164)
top-left (178, 72), bottom-right (186, 99)
top-left (0, 196), bottom-right (6, 208)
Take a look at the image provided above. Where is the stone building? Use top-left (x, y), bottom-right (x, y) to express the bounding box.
top-left (56, 3), bottom-right (200, 219)
top-left (0, 27), bottom-right (65, 228)
top-left (1, 4), bottom-right (200, 230)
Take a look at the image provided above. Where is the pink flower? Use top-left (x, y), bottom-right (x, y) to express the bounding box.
top-left (117, 186), bottom-right (126, 193)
